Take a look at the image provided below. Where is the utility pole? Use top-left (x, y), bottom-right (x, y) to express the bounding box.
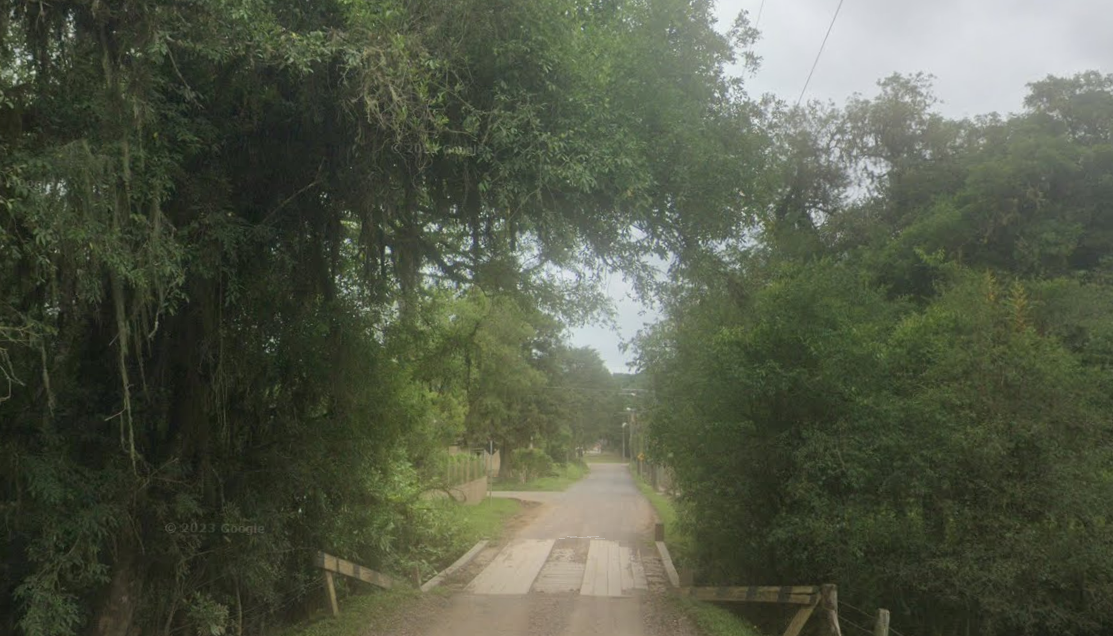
top-left (621, 422), bottom-right (627, 459)
top-left (625, 407), bottom-right (638, 472)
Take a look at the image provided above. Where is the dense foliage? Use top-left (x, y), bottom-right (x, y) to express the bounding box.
top-left (640, 73), bottom-right (1113, 636)
top-left (11, 1), bottom-right (1101, 635)
top-left (0, 1), bottom-right (753, 636)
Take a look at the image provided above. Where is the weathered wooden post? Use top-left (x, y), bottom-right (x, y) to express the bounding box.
top-left (820, 584), bottom-right (842, 636)
top-left (784, 599), bottom-right (819, 636)
top-left (323, 570), bottom-right (339, 617)
top-left (655, 522), bottom-right (665, 542)
top-left (679, 567), bottom-right (695, 588)
top-left (412, 565), bottom-right (422, 589)
top-left (315, 550), bottom-right (396, 615)
top-left (874, 609), bottom-right (890, 636)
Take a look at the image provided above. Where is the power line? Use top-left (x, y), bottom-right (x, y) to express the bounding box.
top-left (796, 0), bottom-right (847, 107)
top-left (837, 614), bottom-right (875, 636)
top-left (838, 600), bottom-right (909, 636)
top-left (839, 599), bottom-right (875, 619)
top-left (755, 0), bottom-right (767, 27)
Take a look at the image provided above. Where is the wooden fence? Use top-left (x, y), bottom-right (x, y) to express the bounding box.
top-left (313, 551), bottom-right (396, 616)
top-left (654, 522), bottom-right (894, 636)
top-left (677, 579), bottom-right (840, 636)
top-left (445, 453), bottom-right (486, 486)
top-left (638, 460), bottom-right (677, 494)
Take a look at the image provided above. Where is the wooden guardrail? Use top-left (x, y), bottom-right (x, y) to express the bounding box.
top-left (681, 584), bottom-right (820, 604)
top-left (678, 581), bottom-right (841, 636)
top-left (655, 522), bottom-right (842, 636)
top-left (313, 551), bottom-right (395, 616)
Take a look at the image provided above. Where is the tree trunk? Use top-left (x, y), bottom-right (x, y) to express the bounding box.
top-left (89, 536), bottom-right (144, 636)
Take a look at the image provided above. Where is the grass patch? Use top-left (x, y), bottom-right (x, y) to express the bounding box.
top-left (584, 452), bottom-right (627, 463)
top-left (631, 470), bottom-right (692, 566)
top-left (280, 586), bottom-right (434, 636)
top-left (279, 490), bottom-right (528, 636)
top-left (634, 473), bottom-right (769, 636)
top-left (455, 496), bottom-right (521, 542)
top-left (490, 461), bottom-right (589, 492)
top-left (674, 595), bottom-right (765, 636)
top-left (282, 498), bottom-right (524, 636)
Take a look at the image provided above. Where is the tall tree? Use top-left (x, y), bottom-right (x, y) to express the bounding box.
top-left (1, 2), bottom-right (756, 634)
top-left (639, 72), bottom-right (1113, 636)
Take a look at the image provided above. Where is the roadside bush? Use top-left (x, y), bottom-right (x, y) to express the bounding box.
top-left (509, 448), bottom-right (555, 483)
top-left (543, 425), bottom-right (575, 464)
top-left (645, 262), bottom-right (1113, 636)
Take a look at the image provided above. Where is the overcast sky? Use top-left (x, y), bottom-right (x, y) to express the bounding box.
top-left (571, 0), bottom-right (1113, 372)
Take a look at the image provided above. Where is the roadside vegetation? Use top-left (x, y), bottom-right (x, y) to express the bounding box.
top-left (0, 0), bottom-right (748, 633)
top-left (639, 72), bottom-right (1113, 636)
top-left (492, 449), bottom-right (590, 492)
top-left (276, 497), bottom-right (522, 636)
top-left (631, 472), bottom-right (691, 567)
top-left (491, 462), bottom-right (589, 492)
top-left (3, 1), bottom-right (1110, 635)
top-left (674, 597), bottom-right (764, 636)
top-left (584, 452), bottom-right (627, 464)
top-left (455, 498), bottom-right (522, 544)
top-left (633, 471), bottom-right (760, 636)
top-left (278, 587), bottom-right (432, 636)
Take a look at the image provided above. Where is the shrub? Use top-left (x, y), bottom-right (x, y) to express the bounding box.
top-left (509, 448), bottom-right (554, 483)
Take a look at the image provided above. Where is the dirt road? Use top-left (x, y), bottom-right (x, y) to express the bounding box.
top-left (376, 463), bottom-right (700, 636)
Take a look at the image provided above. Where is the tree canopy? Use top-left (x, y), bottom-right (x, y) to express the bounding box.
top-left (0, 1), bottom-right (754, 635)
top-left (639, 72), bottom-right (1113, 636)
top-left (6, 2), bottom-right (1110, 636)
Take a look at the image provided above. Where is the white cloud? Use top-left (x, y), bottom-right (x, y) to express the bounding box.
top-left (720, 0), bottom-right (1110, 117)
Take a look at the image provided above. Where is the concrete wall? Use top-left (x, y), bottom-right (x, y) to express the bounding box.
top-left (422, 475), bottom-right (488, 506)
top-left (455, 475), bottom-right (487, 505)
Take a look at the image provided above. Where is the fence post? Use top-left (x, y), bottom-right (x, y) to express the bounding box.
top-left (655, 522), bottom-right (665, 542)
top-left (820, 584), bottom-right (842, 636)
top-left (323, 571), bottom-right (339, 616)
top-left (874, 609), bottom-right (889, 636)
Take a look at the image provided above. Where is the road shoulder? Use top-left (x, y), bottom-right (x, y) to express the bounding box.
top-left (631, 471), bottom-right (765, 636)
